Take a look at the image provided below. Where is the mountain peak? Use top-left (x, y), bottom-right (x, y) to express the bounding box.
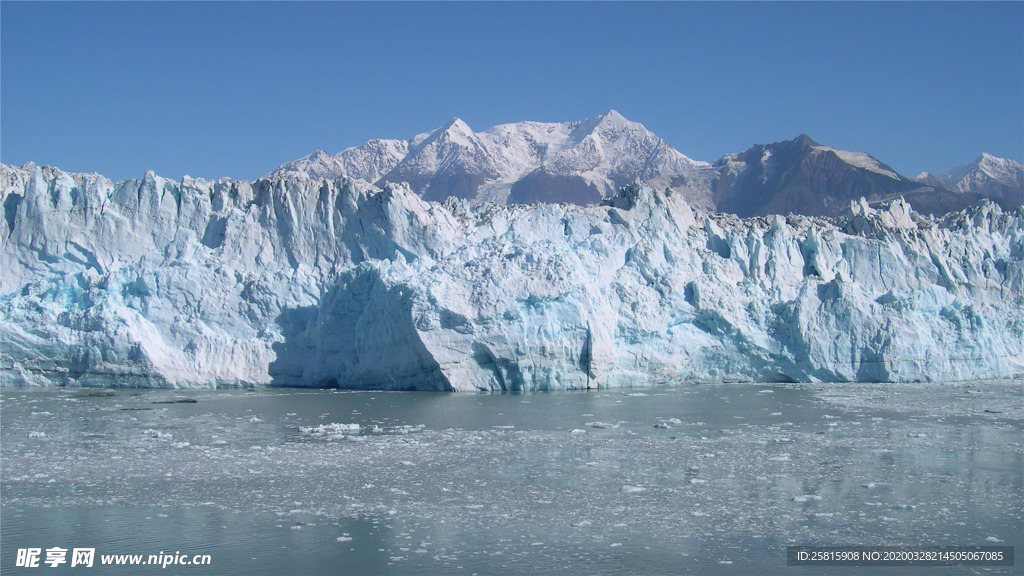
top-left (976, 152), bottom-right (1018, 169)
top-left (271, 111), bottom-right (710, 206)
top-left (265, 115), bottom-right (1018, 214)
top-left (939, 153), bottom-right (1024, 203)
top-left (428, 117), bottom-right (474, 141)
top-left (572, 110), bottom-right (635, 136)
top-left (947, 153), bottom-right (1022, 178)
top-left (407, 117), bottom-right (476, 151)
top-left (597, 109), bottom-right (632, 128)
top-left (794, 134), bottom-right (819, 147)
top-left (443, 117), bottom-right (472, 132)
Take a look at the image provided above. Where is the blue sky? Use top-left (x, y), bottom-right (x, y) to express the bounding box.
top-left (2, 2), bottom-right (1021, 182)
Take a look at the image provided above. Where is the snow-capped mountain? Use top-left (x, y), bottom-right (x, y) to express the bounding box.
top-left (274, 115), bottom-right (1019, 217)
top-left (940, 153), bottom-right (1024, 203)
top-left (2, 162), bottom-right (1022, 389)
top-left (912, 171), bottom-right (947, 189)
top-left (710, 135), bottom-right (965, 218)
top-left (275, 140), bottom-right (410, 183)
top-left (271, 111), bottom-right (717, 208)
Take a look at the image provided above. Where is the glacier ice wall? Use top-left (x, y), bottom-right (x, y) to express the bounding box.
top-left (1, 163), bottom-right (1022, 389)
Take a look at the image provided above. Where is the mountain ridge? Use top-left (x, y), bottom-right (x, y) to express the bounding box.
top-left (270, 112), bottom-right (1021, 217)
top-left (271, 111), bottom-right (717, 208)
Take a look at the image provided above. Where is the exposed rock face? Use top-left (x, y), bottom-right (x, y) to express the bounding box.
top-left (2, 163), bottom-right (1022, 389)
top-left (710, 135), bottom-right (1001, 218)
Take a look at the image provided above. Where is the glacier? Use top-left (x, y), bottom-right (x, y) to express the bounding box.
top-left (1, 162), bottom-right (1022, 389)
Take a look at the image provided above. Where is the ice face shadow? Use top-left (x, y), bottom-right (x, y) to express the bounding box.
top-left (267, 267), bottom-right (452, 391)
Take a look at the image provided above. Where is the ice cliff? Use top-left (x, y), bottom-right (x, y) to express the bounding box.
top-left (1, 163), bottom-right (1022, 389)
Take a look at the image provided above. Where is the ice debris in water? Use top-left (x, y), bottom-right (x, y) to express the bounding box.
top-left (299, 423), bottom-right (360, 437)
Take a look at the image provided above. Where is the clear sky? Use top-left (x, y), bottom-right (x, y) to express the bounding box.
top-left (2, 1), bottom-right (1021, 183)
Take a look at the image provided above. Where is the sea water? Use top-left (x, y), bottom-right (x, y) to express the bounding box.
top-left (2, 382), bottom-right (1020, 575)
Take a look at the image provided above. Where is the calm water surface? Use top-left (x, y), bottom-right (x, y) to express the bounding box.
top-left (2, 382), bottom-right (1021, 575)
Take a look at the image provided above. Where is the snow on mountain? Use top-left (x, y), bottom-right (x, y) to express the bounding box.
top-left (270, 111), bottom-right (716, 207)
top-left (274, 139), bottom-right (409, 183)
top-left (810, 145), bottom-right (900, 180)
top-left (3, 162), bottom-right (1021, 389)
top-left (272, 117), bottom-right (1019, 218)
top-left (711, 135), bottom-right (981, 218)
top-left (941, 153), bottom-right (1024, 205)
top-left (382, 117), bottom-right (506, 202)
top-left (913, 171), bottom-right (947, 188)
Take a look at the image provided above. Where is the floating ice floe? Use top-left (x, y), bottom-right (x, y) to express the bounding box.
top-left (299, 423), bottom-right (361, 437)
